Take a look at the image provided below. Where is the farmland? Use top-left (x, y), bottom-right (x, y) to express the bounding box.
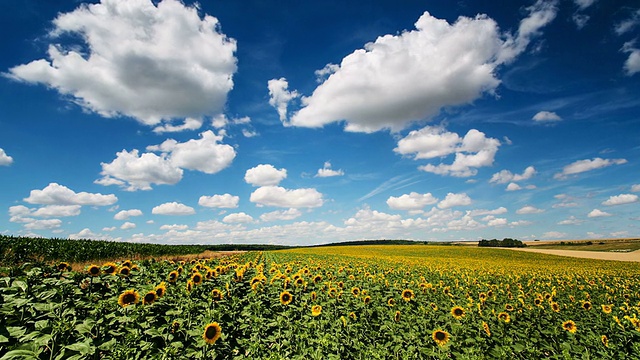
top-left (2, 244), bottom-right (640, 359)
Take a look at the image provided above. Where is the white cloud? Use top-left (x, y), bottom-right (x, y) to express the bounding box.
top-left (506, 183), bottom-right (522, 191)
top-left (32, 205), bottom-right (82, 218)
top-left (574, 0), bottom-right (596, 10)
top-left (6, 0), bottom-right (237, 126)
top-left (615, 9), bottom-right (640, 35)
top-left (386, 192), bottom-right (438, 211)
top-left (149, 130), bottom-right (236, 174)
top-left (273, 2), bottom-right (556, 132)
top-left (267, 78), bottom-right (299, 121)
top-left (160, 224), bottom-right (189, 231)
top-left (222, 212), bottom-right (254, 224)
top-left (244, 164), bottom-right (287, 186)
top-left (68, 228), bottom-right (115, 241)
top-left (0, 148), bottom-right (13, 166)
top-left (554, 157), bottom-right (627, 180)
top-left (242, 129), bottom-right (259, 138)
top-left (397, 126), bottom-right (500, 177)
top-left (487, 217), bottom-right (508, 227)
top-left (24, 219), bottom-right (63, 230)
top-left (153, 118), bottom-right (203, 134)
top-left (121, 222), bottom-right (136, 230)
top-left (572, 14), bottom-right (590, 29)
top-left (260, 208), bottom-right (302, 222)
top-left (437, 193), bottom-right (471, 209)
top-left (632, 184), bottom-right (640, 192)
top-left (622, 41), bottom-right (640, 76)
top-left (516, 205), bottom-right (544, 214)
top-left (103, 226), bottom-right (116, 231)
top-left (97, 149), bottom-right (183, 191)
top-left (532, 111), bottom-right (562, 122)
top-left (467, 207), bottom-right (508, 217)
top-left (588, 209), bottom-right (612, 218)
top-left (152, 202), bottom-right (195, 215)
top-left (250, 186), bottom-right (323, 208)
top-left (542, 231), bottom-right (567, 239)
top-left (558, 216), bottom-right (583, 225)
top-left (490, 166), bottom-right (536, 184)
top-left (24, 183), bottom-right (117, 205)
top-left (602, 194), bottom-right (638, 206)
top-left (316, 161), bottom-right (344, 177)
top-left (114, 209), bottom-right (143, 220)
top-left (198, 194), bottom-right (239, 208)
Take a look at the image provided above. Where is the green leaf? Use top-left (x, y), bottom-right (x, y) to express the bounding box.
top-left (97, 338), bottom-right (116, 351)
top-left (0, 350), bottom-right (38, 360)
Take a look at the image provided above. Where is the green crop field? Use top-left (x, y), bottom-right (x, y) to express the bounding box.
top-left (1, 245), bottom-right (640, 359)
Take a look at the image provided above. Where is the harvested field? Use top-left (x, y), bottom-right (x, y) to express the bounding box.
top-left (508, 247), bottom-right (640, 262)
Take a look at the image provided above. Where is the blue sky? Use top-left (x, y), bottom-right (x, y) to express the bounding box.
top-left (1, 0), bottom-right (639, 245)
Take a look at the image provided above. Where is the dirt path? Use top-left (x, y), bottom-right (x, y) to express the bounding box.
top-left (507, 248), bottom-right (640, 262)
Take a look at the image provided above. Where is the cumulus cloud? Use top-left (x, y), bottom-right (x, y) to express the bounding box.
top-left (270, 2), bottom-right (557, 132)
top-left (259, 208), bottom-right (302, 222)
top-left (222, 212), bottom-right (254, 224)
top-left (386, 192), bottom-right (438, 211)
top-left (24, 182), bottom-right (117, 205)
top-left (160, 224), bottom-right (189, 231)
top-left (588, 209), bottom-right (611, 217)
top-left (466, 207), bottom-right (508, 217)
top-left (6, 0), bottom-right (237, 126)
top-left (198, 194), bottom-right (239, 208)
top-left (0, 148), bottom-right (13, 166)
top-left (487, 217), bottom-right (508, 227)
top-left (96, 150), bottom-right (183, 191)
top-left (532, 111), bottom-right (562, 122)
top-left (622, 41), bottom-right (640, 76)
top-left (396, 126), bottom-right (500, 177)
top-left (602, 194), bottom-right (638, 206)
top-left (516, 205), bottom-right (544, 214)
top-left (437, 193), bottom-right (471, 209)
top-left (244, 164), bottom-right (287, 186)
top-left (98, 130), bottom-right (234, 190)
top-left (506, 183), bottom-right (522, 191)
top-left (152, 202), bottom-right (195, 215)
top-left (554, 157), bottom-right (627, 180)
top-left (490, 166), bottom-right (536, 184)
top-left (250, 186), bottom-right (323, 208)
top-left (615, 9), bottom-right (640, 35)
top-left (572, 14), bottom-right (590, 29)
top-left (114, 209), bottom-right (143, 220)
top-left (121, 222), bottom-right (136, 230)
top-left (632, 184), bottom-right (640, 192)
top-left (24, 219), bottom-right (63, 230)
top-left (152, 118), bottom-right (203, 134)
top-left (267, 78), bottom-right (299, 121)
top-left (316, 162), bottom-right (344, 177)
top-left (558, 216), bottom-right (583, 225)
top-left (9, 205), bottom-right (81, 221)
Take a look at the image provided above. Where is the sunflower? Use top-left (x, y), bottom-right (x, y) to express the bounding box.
top-left (478, 292), bottom-right (487, 302)
top-left (534, 298), bottom-right (543, 306)
top-left (118, 289), bottom-right (139, 307)
top-left (363, 296), bottom-right (372, 305)
top-left (203, 322), bottom-right (222, 345)
top-left (582, 301), bottom-right (592, 311)
top-left (87, 264), bottom-right (101, 277)
top-left (191, 272), bottom-right (203, 285)
top-left (103, 262), bottom-right (118, 275)
top-left (168, 271), bottom-right (179, 283)
top-left (177, 266), bottom-right (184, 274)
top-left (294, 277), bottom-right (305, 286)
top-left (57, 262), bottom-right (70, 271)
top-left (280, 291), bottom-right (293, 306)
top-left (498, 312), bottom-right (511, 323)
top-left (504, 304), bottom-right (514, 312)
top-left (351, 287), bottom-right (360, 297)
top-left (394, 311), bottom-right (401, 322)
top-left (430, 303), bottom-right (438, 311)
top-left (482, 321), bottom-right (491, 337)
top-left (562, 320), bottom-right (577, 333)
top-left (119, 266), bottom-right (131, 276)
top-left (122, 260), bottom-right (132, 268)
top-left (313, 274), bottom-right (322, 283)
top-left (601, 335), bottom-right (608, 347)
top-left (310, 291), bottom-right (317, 301)
top-left (337, 281), bottom-right (344, 289)
top-left (186, 280), bottom-right (194, 293)
top-left (155, 282), bottom-right (167, 298)
top-left (551, 302), bottom-right (560, 312)
top-left (311, 305), bottom-right (322, 317)
top-left (211, 289), bottom-right (224, 301)
top-left (348, 312), bottom-right (356, 320)
top-left (131, 264), bottom-right (139, 272)
top-left (432, 329), bottom-right (450, 347)
top-left (451, 306), bottom-right (465, 320)
top-left (143, 291), bottom-right (157, 305)
top-left (601, 304), bottom-right (612, 314)
top-left (387, 298), bottom-right (396, 307)
top-left (401, 289), bottom-right (415, 302)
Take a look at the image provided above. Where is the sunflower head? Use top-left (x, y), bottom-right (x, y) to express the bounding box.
top-left (562, 320), bottom-right (577, 333)
top-left (313, 274), bottom-right (322, 283)
top-left (280, 291), bottom-right (293, 306)
top-left (601, 335), bottom-right (608, 347)
top-left (168, 270), bottom-right (179, 283)
top-left (451, 306), bottom-right (465, 319)
top-left (155, 283), bottom-right (167, 298)
top-left (87, 264), bottom-right (101, 277)
top-left (311, 305), bottom-right (322, 317)
top-left (310, 291), bottom-right (317, 301)
top-left (118, 289), bottom-right (139, 308)
top-left (191, 272), bottom-right (203, 285)
top-left (119, 266), bottom-right (131, 276)
top-left (430, 303), bottom-right (438, 311)
top-left (387, 298), bottom-right (396, 307)
top-left (432, 329), bottom-right (450, 347)
top-left (498, 312), bottom-right (511, 323)
top-left (394, 311), bottom-right (400, 322)
top-left (203, 322), bottom-right (222, 345)
top-left (143, 291), bottom-right (157, 305)
top-left (582, 301), bottom-right (592, 311)
top-left (401, 289), bottom-right (415, 302)
top-left (103, 262), bottom-right (118, 275)
top-left (482, 321), bottom-right (491, 337)
top-left (351, 287), bottom-right (360, 297)
top-left (601, 304), bottom-right (612, 314)
top-left (505, 304), bottom-right (514, 312)
top-left (122, 260), bottom-right (132, 268)
top-left (348, 312), bottom-right (356, 320)
top-left (186, 280), bottom-right (194, 293)
top-left (57, 262), bottom-right (70, 271)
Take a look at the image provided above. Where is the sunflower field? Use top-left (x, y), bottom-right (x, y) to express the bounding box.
top-left (1, 245), bottom-right (640, 359)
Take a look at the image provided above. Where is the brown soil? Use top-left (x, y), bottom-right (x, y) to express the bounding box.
top-left (506, 247), bottom-right (640, 262)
